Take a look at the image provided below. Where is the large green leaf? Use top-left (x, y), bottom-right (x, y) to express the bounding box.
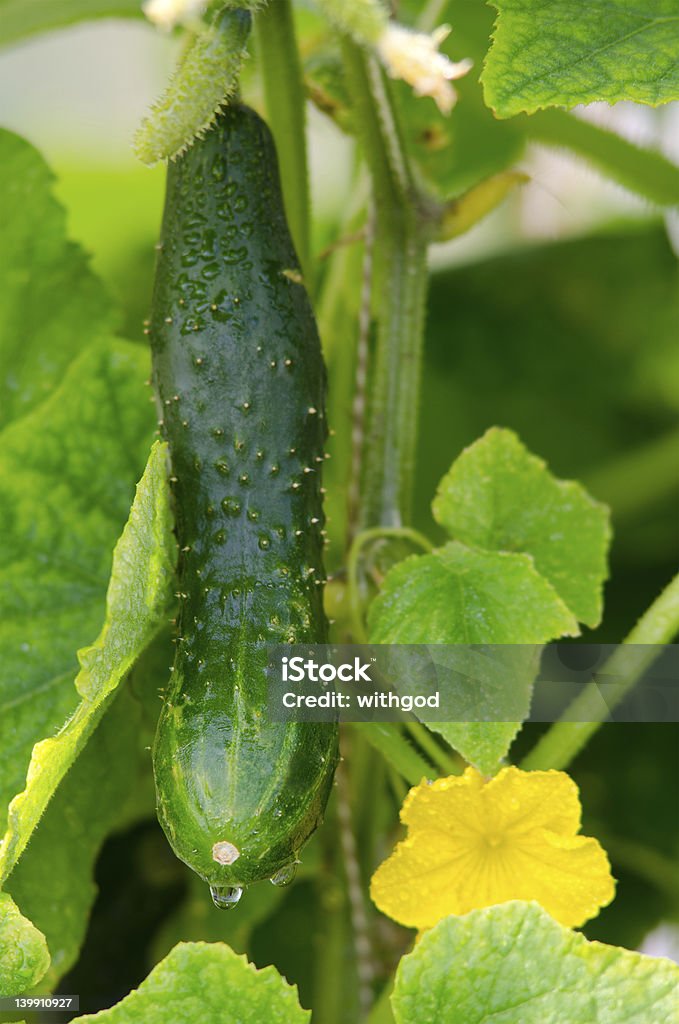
top-left (367, 539), bottom-right (576, 772)
top-left (0, 340), bottom-right (153, 842)
top-left (0, 894), bottom-right (49, 997)
top-left (433, 427), bottom-right (610, 627)
top-left (392, 902), bottom-right (679, 1023)
top-left (0, 0), bottom-right (143, 49)
top-left (0, 436), bottom-right (175, 883)
top-left (4, 689), bottom-right (143, 991)
top-left (0, 129), bottom-right (118, 428)
top-left (368, 423), bottom-right (614, 770)
top-left (484, 1), bottom-right (679, 117)
top-left (368, 542), bottom-right (577, 644)
top-left (71, 942), bottom-right (310, 1023)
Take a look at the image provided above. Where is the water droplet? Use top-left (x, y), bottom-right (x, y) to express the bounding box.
top-left (270, 862), bottom-right (297, 887)
top-left (225, 246), bottom-right (248, 265)
top-left (210, 884), bottom-right (243, 910)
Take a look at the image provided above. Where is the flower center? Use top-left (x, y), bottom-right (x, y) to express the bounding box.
top-left (482, 830), bottom-right (505, 849)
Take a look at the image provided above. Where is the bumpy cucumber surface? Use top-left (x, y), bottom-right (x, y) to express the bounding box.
top-left (150, 104), bottom-right (338, 897)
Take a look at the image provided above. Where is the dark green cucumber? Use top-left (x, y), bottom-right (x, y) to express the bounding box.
top-left (149, 104), bottom-right (338, 901)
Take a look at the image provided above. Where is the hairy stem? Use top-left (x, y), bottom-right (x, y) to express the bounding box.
top-left (347, 526), bottom-right (434, 641)
top-left (341, 41), bottom-right (429, 530)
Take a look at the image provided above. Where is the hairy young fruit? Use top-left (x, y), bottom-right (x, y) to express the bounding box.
top-left (149, 103), bottom-right (338, 901)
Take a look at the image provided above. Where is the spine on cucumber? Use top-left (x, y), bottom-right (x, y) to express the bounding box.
top-left (149, 103), bottom-right (338, 898)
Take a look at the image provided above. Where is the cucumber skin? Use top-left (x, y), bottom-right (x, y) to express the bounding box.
top-left (150, 105), bottom-right (338, 888)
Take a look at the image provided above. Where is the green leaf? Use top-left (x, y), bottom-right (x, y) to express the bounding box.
top-left (368, 541), bottom-right (577, 644)
top-left (0, 129), bottom-right (117, 428)
top-left (0, 893), bottom-right (50, 997)
top-left (428, 721), bottom-right (519, 777)
top-left (0, 340), bottom-right (153, 843)
top-left (392, 901), bottom-right (679, 1023)
top-left (0, 436), bottom-right (175, 883)
top-left (0, 343), bottom-right (154, 846)
top-left (71, 942), bottom-right (310, 1023)
top-left (367, 533), bottom-right (578, 771)
top-left (484, 1), bottom-right (679, 118)
top-left (4, 689), bottom-right (143, 990)
top-left (432, 427), bottom-right (610, 627)
top-left (0, 0), bottom-right (142, 49)
top-left (423, 646), bottom-right (542, 774)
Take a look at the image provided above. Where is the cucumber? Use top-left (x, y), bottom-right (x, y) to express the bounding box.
top-left (149, 104), bottom-right (338, 904)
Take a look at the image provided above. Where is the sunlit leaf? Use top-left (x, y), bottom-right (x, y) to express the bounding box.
top-left (484, 1), bottom-right (679, 117)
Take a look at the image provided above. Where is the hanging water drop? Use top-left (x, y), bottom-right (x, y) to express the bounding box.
top-left (209, 884), bottom-right (243, 910)
top-left (269, 862), bottom-right (298, 887)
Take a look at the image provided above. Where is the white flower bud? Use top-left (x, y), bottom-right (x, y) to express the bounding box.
top-left (142, 0), bottom-right (206, 31)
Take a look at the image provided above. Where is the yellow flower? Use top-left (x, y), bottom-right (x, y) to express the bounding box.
top-left (370, 766), bottom-right (615, 930)
top-left (376, 24), bottom-right (472, 115)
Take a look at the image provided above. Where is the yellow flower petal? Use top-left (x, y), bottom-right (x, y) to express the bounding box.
top-left (371, 766), bottom-right (615, 931)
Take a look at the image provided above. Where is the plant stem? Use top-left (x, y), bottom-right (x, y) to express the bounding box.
top-left (336, 758), bottom-right (376, 1018)
top-left (347, 526), bottom-right (434, 641)
top-left (255, 0), bottom-right (311, 282)
top-left (367, 979), bottom-right (397, 1024)
top-left (313, 801), bottom-right (355, 1024)
top-left (353, 723), bottom-right (433, 785)
top-left (404, 721), bottom-right (460, 776)
top-left (522, 108), bottom-right (679, 207)
top-left (341, 40), bottom-right (429, 530)
top-left (316, 171), bottom-right (369, 564)
top-left (522, 571), bottom-right (679, 770)
top-left (417, 0), bottom-right (450, 32)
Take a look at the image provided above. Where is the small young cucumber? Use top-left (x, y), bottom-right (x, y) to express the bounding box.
top-left (150, 104), bottom-right (338, 902)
